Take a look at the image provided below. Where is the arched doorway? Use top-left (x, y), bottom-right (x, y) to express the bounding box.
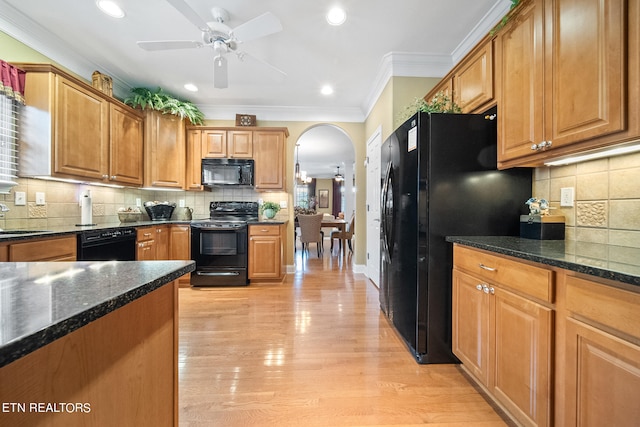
top-left (293, 124), bottom-right (355, 261)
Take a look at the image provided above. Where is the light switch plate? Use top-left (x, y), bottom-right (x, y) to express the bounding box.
top-left (14, 191), bottom-right (26, 206)
top-left (179, 199), bottom-right (185, 207)
top-left (35, 192), bottom-right (45, 205)
top-left (560, 187), bottom-right (575, 207)
top-left (279, 200), bottom-right (287, 208)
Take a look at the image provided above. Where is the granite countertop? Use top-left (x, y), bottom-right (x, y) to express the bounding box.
top-left (0, 260), bottom-right (195, 368)
top-left (0, 220), bottom-right (197, 243)
top-left (446, 236), bottom-right (640, 287)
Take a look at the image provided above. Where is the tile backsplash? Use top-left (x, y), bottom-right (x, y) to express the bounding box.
top-left (533, 151), bottom-right (640, 248)
top-left (0, 178), bottom-right (288, 229)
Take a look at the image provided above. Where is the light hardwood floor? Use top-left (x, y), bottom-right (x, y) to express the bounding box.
top-left (179, 241), bottom-right (511, 426)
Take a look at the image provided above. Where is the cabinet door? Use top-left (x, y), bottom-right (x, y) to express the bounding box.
top-left (497, 0), bottom-right (545, 164)
top-left (452, 270), bottom-right (490, 386)
top-left (546, 0), bottom-right (626, 148)
top-left (454, 40), bottom-right (494, 113)
top-left (186, 129), bottom-right (203, 190)
top-left (169, 225), bottom-right (191, 286)
top-left (228, 130), bottom-right (253, 158)
top-left (54, 76), bottom-right (109, 179)
top-left (144, 110), bottom-right (185, 189)
top-left (249, 235), bottom-right (281, 279)
top-left (201, 130), bottom-right (227, 158)
top-left (155, 225), bottom-right (169, 259)
top-left (110, 104), bottom-right (144, 186)
top-left (136, 240), bottom-right (156, 260)
top-left (564, 318), bottom-right (640, 427)
top-left (492, 286), bottom-right (552, 427)
top-left (253, 131), bottom-right (285, 190)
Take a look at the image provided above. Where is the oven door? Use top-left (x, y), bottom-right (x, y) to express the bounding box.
top-left (190, 226), bottom-right (248, 286)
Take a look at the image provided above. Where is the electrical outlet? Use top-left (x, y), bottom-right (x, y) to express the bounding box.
top-left (136, 198), bottom-right (141, 207)
top-left (179, 199), bottom-right (185, 207)
top-left (560, 187), bottom-right (575, 207)
top-left (279, 200), bottom-right (287, 208)
top-left (35, 192), bottom-right (46, 206)
top-left (14, 191), bottom-right (26, 206)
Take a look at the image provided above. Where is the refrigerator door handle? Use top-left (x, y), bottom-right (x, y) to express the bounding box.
top-left (380, 161), bottom-right (393, 262)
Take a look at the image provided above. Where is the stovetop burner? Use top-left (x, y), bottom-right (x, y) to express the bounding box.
top-left (191, 201), bottom-right (259, 229)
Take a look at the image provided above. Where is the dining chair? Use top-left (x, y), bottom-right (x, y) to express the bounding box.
top-left (297, 213), bottom-right (324, 256)
top-left (330, 215), bottom-right (355, 254)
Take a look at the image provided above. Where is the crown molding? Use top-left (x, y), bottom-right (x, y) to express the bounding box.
top-left (451, 0), bottom-right (511, 62)
top-left (198, 104), bottom-right (365, 123)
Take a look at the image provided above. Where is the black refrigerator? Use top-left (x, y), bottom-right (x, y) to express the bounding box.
top-left (379, 110), bottom-right (531, 364)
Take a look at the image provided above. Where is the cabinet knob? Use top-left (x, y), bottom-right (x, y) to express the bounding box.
top-left (540, 140), bottom-right (552, 149)
top-left (531, 143), bottom-right (539, 151)
top-left (489, 287), bottom-right (495, 295)
top-left (482, 285), bottom-right (490, 294)
top-left (110, 175), bottom-right (117, 180)
top-left (476, 284), bottom-right (483, 291)
top-left (102, 174), bottom-right (109, 179)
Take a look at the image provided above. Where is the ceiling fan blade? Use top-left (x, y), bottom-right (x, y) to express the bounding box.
top-left (137, 40), bottom-right (203, 51)
top-left (165, 0), bottom-right (210, 32)
top-left (238, 51), bottom-right (287, 82)
top-left (232, 12), bottom-right (282, 42)
top-left (213, 56), bottom-right (228, 89)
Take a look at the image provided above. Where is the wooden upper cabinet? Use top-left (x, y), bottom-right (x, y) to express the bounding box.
top-left (253, 130), bottom-right (286, 191)
top-left (546, 0), bottom-right (626, 146)
top-left (144, 109), bottom-right (185, 189)
top-left (201, 129), bottom-right (228, 158)
top-left (497, 0), bottom-right (639, 168)
top-left (186, 128), bottom-right (204, 191)
top-left (227, 130), bottom-right (253, 158)
top-left (201, 129), bottom-right (253, 158)
top-left (496, 0), bottom-right (545, 163)
top-left (453, 39), bottom-right (494, 113)
top-left (54, 75), bottom-right (109, 179)
top-left (110, 104), bottom-right (144, 186)
top-left (17, 64), bottom-right (144, 186)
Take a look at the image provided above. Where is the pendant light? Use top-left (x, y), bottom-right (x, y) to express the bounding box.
top-left (295, 143), bottom-right (301, 184)
top-left (334, 166), bottom-right (344, 182)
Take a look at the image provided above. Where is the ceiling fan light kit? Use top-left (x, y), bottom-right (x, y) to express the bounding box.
top-left (137, 0), bottom-right (285, 89)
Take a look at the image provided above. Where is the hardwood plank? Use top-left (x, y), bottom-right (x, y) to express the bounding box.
top-left (179, 246), bottom-right (512, 426)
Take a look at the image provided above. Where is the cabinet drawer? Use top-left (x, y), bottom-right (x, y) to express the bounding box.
top-left (566, 275), bottom-right (640, 341)
top-left (453, 245), bottom-right (554, 302)
top-left (9, 236), bottom-right (77, 261)
top-left (137, 227), bottom-right (155, 241)
top-left (249, 225), bottom-right (281, 236)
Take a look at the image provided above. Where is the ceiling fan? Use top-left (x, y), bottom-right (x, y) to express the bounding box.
top-left (137, 0), bottom-right (285, 88)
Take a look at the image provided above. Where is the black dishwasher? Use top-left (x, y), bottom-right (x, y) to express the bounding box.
top-left (77, 228), bottom-right (137, 261)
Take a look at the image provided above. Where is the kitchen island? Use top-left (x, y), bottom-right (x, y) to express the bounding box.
top-left (0, 260), bottom-right (194, 426)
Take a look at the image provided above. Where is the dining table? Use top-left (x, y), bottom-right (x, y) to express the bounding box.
top-left (294, 217), bottom-right (348, 257)
top-left (321, 218), bottom-right (348, 256)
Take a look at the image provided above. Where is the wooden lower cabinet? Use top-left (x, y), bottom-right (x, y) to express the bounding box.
top-left (452, 244), bottom-right (553, 427)
top-left (169, 224), bottom-right (191, 286)
top-left (9, 235), bottom-right (77, 261)
top-left (561, 275), bottom-right (640, 427)
top-left (248, 224), bottom-right (284, 280)
top-left (136, 226), bottom-right (157, 260)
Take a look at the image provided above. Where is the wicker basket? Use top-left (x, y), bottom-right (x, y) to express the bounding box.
top-left (118, 212), bottom-right (142, 223)
top-left (144, 204), bottom-right (175, 220)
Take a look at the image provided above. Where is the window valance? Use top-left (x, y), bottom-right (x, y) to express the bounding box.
top-left (0, 60), bottom-right (25, 104)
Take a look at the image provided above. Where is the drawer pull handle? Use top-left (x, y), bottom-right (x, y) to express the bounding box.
top-left (479, 263), bottom-right (496, 272)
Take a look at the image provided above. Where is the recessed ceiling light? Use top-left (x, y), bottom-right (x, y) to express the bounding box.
top-left (96, 0), bottom-right (125, 18)
top-left (326, 7), bottom-right (346, 26)
top-left (184, 83), bottom-right (198, 92)
top-left (321, 85), bottom-right (334, 96)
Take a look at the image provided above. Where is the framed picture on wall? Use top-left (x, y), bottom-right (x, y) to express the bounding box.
top-left (318, 189), bottom-right (329, 208)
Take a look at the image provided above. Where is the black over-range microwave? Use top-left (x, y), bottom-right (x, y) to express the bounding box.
top-left (202, 158), bottom-right (254, 187)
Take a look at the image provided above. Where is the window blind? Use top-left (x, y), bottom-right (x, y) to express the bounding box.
top-left (0, 93), bottom-right (18, 193)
